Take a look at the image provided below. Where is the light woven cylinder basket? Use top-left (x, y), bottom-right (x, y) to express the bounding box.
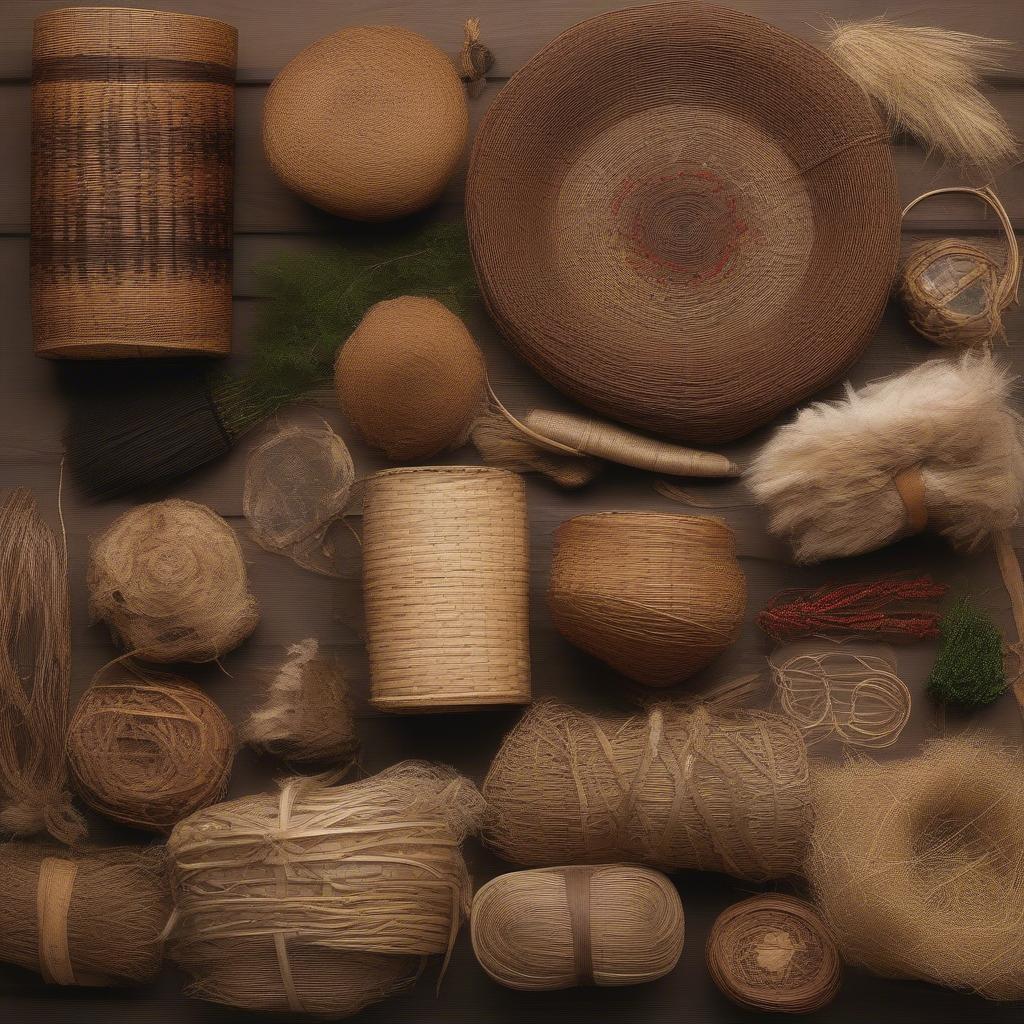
top-left (362, 466), bottom-right (531, 711)
top-left (31, 7), bottom-right (236, 358)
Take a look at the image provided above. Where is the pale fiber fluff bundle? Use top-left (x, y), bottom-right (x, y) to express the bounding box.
top-left (748, 357), bottom-right (1024, 563)
top-left (828, 19), bottom-right (1019, 174)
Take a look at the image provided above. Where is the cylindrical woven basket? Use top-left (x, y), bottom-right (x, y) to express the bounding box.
top-left (32, 7), bottom-right (236, 358)
top-left (362, 466), bottom-right (531, 711)
top-left (548, 512), bottom-right (746, 686)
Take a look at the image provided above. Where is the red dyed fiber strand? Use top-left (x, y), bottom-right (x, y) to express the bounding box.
top-left (758, 576), bottom-right (948, 643)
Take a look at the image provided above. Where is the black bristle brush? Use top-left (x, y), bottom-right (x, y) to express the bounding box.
top-left (65, 221), bottom-right (477, 499)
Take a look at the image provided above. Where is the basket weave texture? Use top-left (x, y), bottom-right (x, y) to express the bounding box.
top-left (31, 7), bottom-right (236, 358)
top-left (362, 466), bottom-right (531, 711)
top-left (467, 3), bottom-right (898, 443)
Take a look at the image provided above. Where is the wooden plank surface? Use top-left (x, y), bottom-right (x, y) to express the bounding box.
top-left (2, 1), bottom-right (1024, 1023)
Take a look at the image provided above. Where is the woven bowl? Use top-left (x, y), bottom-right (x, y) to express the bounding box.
top-left (467, 3), bottom-right (898, 443)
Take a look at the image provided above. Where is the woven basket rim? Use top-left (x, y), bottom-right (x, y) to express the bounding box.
top-left (561, 510), bottom-right (733, 533)
top-left (369, 465), bottom-right (520, 481)
top-left (35, 6), bottom-right (238, 34)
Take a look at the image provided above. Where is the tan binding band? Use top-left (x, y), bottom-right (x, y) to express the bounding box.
top-left (563, 866), bottom-right (596, 985)
top-left (894, 467), bottom-right (928, 534)
top-left (37, 857), bottom-right (78, 985)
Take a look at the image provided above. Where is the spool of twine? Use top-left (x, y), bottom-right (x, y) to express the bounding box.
top-left (67, 672), bottom-right (235, 832)
top-left (548, 513), bottom-right (746, 687)
top-left (471, 864), bottom-right (684, 990)
top-left (31, 7), bottom-right (236, 357)
top-left (706, 894), bottom-right (841, 1014)
top-left (362, 467), bottom-right (531, 711)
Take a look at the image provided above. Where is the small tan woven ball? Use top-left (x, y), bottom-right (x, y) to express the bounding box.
top-left (335, 296), bottom-right (487, 460)
top-left (263, 26), bottom-right (468, 221)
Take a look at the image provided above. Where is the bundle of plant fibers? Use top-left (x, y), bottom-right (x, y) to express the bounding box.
top-left (927, 596), bottom-right (1005, 707)
top-left (89, 499), bottom-right (259, 663)
top-left (483, 702), bottom-right (812, 882)
top-left (807, 735), bottom-right (1024, 999)
top-left (0, 489), bottom-right (84, 844)
top-left (167, 762), bottom-right (484, 1016)
top-left (827, 19), bottom-right (1018, 174)
top-left (0, 842), bottom-right (169, 986)
top-left (242, 639), bottom-right (358, 768)
top-left (67, 670), bottom-right (235, 832)
top-left (748, 356), bottom-right (1024, 563)
top-left (470, 864), bottom-right (684, 990)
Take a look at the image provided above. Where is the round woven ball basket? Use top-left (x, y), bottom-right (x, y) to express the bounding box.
top-left (362, 466), bottom-right (531, 712)
top-left (467, 3), bottom-right (898, 443)
top-left (31, 7), bottom-right (236, 358)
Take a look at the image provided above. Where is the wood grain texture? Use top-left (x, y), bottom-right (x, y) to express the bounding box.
top-left (2, 1), bottom-right (1024, 1022)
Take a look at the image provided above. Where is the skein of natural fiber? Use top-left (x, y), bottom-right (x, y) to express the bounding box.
top-left (263, 27), bottom-right (467, 221)
top-left (0, 488), bottom-right (85, 845)
top-left (362, 466), bottom-right (530, 711)
top-left (167, 762), bottom-right (484, 1016)
top-left (808, 736), bottom-right (1024, 999)
top-left (706, 894), bottom-right (841, 1014)
top-left (89, 499), bottom-right (259, 663)
top-left (32, 8), bottom-right (236, 357)
top-left (67, 670), bottom-right (235, 832)
top-left (242, 639), bottom-right (359, 768)
top-left (471, 864), bottom-right (683, 990)
top-left (483, 702), bottom-right (812, 882)
top-left (548, 513), bottom-right (746, 687)
top-left (0, 842), bottom-right (169, 986)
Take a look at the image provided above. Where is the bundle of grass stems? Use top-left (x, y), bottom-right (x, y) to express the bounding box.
top-left (167, 762), bottom-right (485, 1016)
top-left (807, 735), bottom-right (1024, 999)
top-left (483, 701), bottom-right (812, 882)
top-left (471, 864), bottom-right (684, 990)
top-left (0, 842), bottom-right (169, 986)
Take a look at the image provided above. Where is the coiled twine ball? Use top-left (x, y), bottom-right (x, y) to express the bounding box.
top-left (547, 513), bottom-right (746, 687)
top-left (88, 499), bottom-right (259, 663)
top-left (263, 26), bottom-right (468, 221)
top-left (67, 673), bottom-right (235, 832)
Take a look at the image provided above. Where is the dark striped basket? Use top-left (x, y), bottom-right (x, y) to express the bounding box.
top-left (31, 7), bottom-right (237, 358)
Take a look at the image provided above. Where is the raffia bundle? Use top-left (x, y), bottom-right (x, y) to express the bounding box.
top-left (548, 513), bottom-right (746, 687)
top-left (242, 639), bottom-right (359, 768)
top-left (167, 762), bottom-right (484, 1016)
top-left (0, 842), bottom-right (169, 986)
top-left (483, 702), bottom-right (812, 882)
top-left (807, 736), bottom-right (1024, 999)
top-left (706, 894), bottom-right (841, 1014)
top-left (0, 489), bottom-right (84, 844)
top-left (67, 671), bottom-right (235, 832)
top-left (89, 499), bottom-right (259, 662)
top-left (471, 864), bottom-right (683, 990)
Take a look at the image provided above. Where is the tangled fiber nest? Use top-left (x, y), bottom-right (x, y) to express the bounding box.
top-left (471, 864), bottom-right (683, 990)
top-left (807, 736), bottom-right (1024, 999)
top-left (89, 499), bottom-right (259, 662)
top-left (706, 894), bottom-right (841, 1014)
top-left (67, 670), bottom-right (235, 832)
top-left (242, 639), bottom-right (359, 768)
top-left (244, 422), bottom-right (355, 575)
top-left (483, 702), bottom-right (812, 882)
top-left (0, 488), bottom-right (84, 844)
top-left (167, 762), bottom-right (484, 1016)
top-left (548, 513), bottom-right (746, 687)
top-left (0, 842), bottom-right (169, 986)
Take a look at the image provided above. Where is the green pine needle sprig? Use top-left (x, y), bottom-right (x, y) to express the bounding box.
top-left (927, 596), bottom-right (1006, 708)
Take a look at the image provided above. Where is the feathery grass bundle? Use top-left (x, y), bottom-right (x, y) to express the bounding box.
top-left (0, 842), bottom-right (169, 986)
top-left (89, 499), bottom-right (259, 663)
top-left (827, 18), bottom-right (1019, 174)
top-left (242, 639), bottom-right (358, 768)
top-left (67, 670), bottom-right (235, 832)
top-left (0, 489), bottom-right (84, 844)
top-left (483, 702), bottom-right (812, 882)
top-left (748, 356), bottom-right (1024, 563)
top-left (167, 762), bottom-right (484, 1016)
top-left (927, 596), bottom-right (1006, 707)
top-left (807, 735), bottom-right (1024, 999)
top-left (471, 865), bottom-right (684, 990)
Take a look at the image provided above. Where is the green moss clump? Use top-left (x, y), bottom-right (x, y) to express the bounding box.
top-left (926, 596), bottom-right (1006, 707)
